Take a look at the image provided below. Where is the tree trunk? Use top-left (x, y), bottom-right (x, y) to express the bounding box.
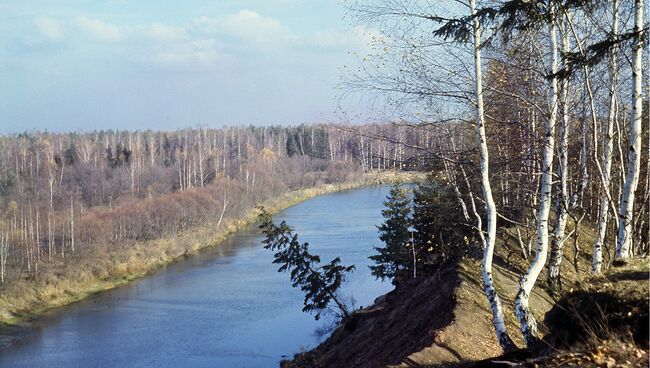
top-left (593, 0), bottom-right (619, 272)
top-left (548, 17), bottom-right (570, 287)
top-left (70, 196), bottom-right (75, 253)
top-left (0, 233), bottom-right (7, 283)
top-left (471, 0), bottom-right (516, 352)
top-left (616, 0), bottom-right (643, 259)
top-left (515, 2), bottom-right (558, 347)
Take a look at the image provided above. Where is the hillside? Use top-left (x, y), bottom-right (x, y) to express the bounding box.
top-left (284, 224), bottom-right (649, 367)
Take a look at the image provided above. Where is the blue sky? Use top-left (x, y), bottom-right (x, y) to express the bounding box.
top-left (0, 0), bottom-right (378, 133)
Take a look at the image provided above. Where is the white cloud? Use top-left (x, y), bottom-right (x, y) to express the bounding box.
top-left (71, 17), bottom-right (188, 44)
top-left (194, 10), bottom-right (295, 48)
top-left (141, 23), bottom-right (187, 42)
top-left (30, 10), bottom-right (371, 70)
top-left (151, 39), bottom-right (226, 68)
top-left (35, 17), bottom-right (65, 41)
top-left (42, 15), bottom-right (222, 68)
top-left (74, 16), bottom-right (125, 43)
top-left (192, 10), bottom-right (380, 56)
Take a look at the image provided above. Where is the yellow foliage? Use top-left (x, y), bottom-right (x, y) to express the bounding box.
top-left (6, 201), bottom-right (17, 214)
top-left (261, 148), bottom-right (277, 161)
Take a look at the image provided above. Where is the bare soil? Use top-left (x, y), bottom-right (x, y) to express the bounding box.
top-left (283, 224), bottom-right (649, 368)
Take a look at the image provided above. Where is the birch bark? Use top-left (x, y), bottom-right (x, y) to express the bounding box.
top-left (593, 0), bottom-right (619, 272)
top-left (515, 1), bottom-right (558, 347)
top-left (548, 16), bottom-right (570, 287)
top-left (615, 0), bottom-right (644, 259)
top-left (471, 0), bottom-right (516, 351)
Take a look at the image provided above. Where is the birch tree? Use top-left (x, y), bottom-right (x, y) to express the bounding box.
top-left (514, 1), bottom-right (559, 347)
top-left (548, 14), bottom-right (571, 288)
top-left (0, 231), bottom-right (8, 283)
top-left (593, 0), bottom-right (619, 273)
top-left (470, 0), bottom-right (516, 351)
top-left (615, 0), bottom-right (644, 259)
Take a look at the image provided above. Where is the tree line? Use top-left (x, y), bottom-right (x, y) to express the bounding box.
top-left (0, 124), bottom-right (434, 285)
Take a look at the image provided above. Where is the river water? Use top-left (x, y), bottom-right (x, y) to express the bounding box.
top-left (0, 185), bottom-right (393, 368)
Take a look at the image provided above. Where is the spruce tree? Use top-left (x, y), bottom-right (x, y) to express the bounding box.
top-left (412, 175), bottom-right (467, 268)
top-left (285, 134), bottom-right (300, 157)
top-left (258, 208), bottom-right (355, 321)
top-left (412, 178), bottom-right (438, 256)
top-left (369, 183), bottom-right (413, 283)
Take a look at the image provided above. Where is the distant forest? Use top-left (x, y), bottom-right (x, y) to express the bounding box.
top-left (0, 123), bottom-right (435, 284)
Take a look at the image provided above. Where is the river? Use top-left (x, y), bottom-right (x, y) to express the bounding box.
top-left (0, 185), bottom-right (393, 368)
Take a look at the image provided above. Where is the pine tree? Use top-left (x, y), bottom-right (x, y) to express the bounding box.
top-left (369, 183), bottom-right (412, 283)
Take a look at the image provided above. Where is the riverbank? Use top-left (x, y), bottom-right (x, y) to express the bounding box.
top-left (0, 171), bottom-right (423, 347)
top-left (283, 222), bottom-right (649, 367)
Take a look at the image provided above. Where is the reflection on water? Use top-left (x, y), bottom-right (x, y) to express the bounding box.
top-left (0, 185), bottom-right (393, 368)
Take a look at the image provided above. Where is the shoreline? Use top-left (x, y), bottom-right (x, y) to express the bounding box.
top-left (0, 171), bottom-right (423, 349)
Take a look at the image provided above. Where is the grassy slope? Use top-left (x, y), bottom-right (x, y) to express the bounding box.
top-left (443, 258), bottom-right (649, 368)
top-left (285, 220), bottom-right (648, 368)
top-left (0, 171), bottom-right (423, 333)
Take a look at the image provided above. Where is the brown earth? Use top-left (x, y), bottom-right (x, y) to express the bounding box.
top-left (283, 223), bottom-right (649, 368)
top-left (444, 258), bottom-right (649, 368)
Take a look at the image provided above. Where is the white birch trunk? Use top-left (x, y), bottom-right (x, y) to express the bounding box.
top-left (593, 0), bottom-right (619, 272)
top-left (0, 233), bottom-right (7, 283)
top-left (471, 0), bottom-right (515, 351)
top-left (616, 0), bottom-right (644, 259)
top-left (48, 213), bottom-right (52, 261)
top-left (515, 2), bottom-right (558, 347)
top-left (548, 18), bottom-right (570, 287)
top-left (70, 196), bottom-right (75, 253)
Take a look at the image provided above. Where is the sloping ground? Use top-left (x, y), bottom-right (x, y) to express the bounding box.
top-left (444, 258), bottom-right (649, 367)
top-left (533, 258), bottom-right (649, 368)
top-left (284, 221), bottom-right (646, 367)
top-left (544, 258), bottom-right (649, 349)
top-left (285, 254), bottom-right (555, 368)
top-left (289, 263), bottom-right (460, 368)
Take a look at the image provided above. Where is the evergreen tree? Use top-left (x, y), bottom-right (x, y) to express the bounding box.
top-left (285, 134), bottom-right (300, 157)
top-left (106, 146), bottom-right (115, 167)
top-left (369, 183), bottom-right (413, 283)
top-left (412, 176), bottom-right (468, 268)
top-left (64, 143), bottom-right (78, 165)
top-left (412, 178), bottom-right (438, 256)
top-left (258, 208), bottom-right (355, 321)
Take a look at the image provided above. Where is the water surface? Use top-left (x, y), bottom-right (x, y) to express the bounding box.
top-left (0, 185), bottom-right (392, 368)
